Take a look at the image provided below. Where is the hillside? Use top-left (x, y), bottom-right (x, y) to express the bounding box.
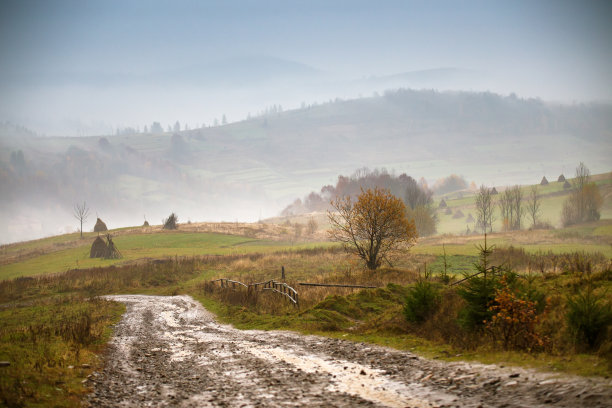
top-left (1, 89), bottom-right (611, 243)
top-left (271, 171), bottom-right (612, 236)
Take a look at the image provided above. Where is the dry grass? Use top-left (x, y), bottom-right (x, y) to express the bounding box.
top-left (200, 247), bottom-right (424, 312)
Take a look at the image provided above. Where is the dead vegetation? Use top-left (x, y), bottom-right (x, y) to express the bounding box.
top-left (201, 246), bottom-right (427, 312)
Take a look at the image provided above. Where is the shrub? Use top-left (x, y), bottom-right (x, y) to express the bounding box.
top-left (404, 280), bottom-right (440, 323)
top-left (566, 285), bottom-right (612, 351)
top-left (561, 163), bottom-right (602, 226)
top-left (486, 277), bottom-right (547, 351)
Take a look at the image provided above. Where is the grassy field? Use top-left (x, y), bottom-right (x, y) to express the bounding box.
top-left (0, 211), bottom-right (610, 406)
top-left (434, 172), bottom-right (612, 234)
top-left (0, 228), bottom-right (331, 280)
top-left (2, 220), bottom-right (610, 281)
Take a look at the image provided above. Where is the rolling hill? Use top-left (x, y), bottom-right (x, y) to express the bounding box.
top-left (1, 89), bottom-right (610, 243)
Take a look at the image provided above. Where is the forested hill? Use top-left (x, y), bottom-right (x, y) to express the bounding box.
top-left (1, 89), bottom-right (611, 243)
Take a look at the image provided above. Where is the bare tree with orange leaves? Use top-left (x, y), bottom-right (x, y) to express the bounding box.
top-left (328, 187), bottom-right (417, 270)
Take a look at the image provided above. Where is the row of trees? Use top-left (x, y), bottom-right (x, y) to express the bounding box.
top-left (475, 163), bottom-right (602, 233)
top-left (116, 116), bottom-right (231, 136)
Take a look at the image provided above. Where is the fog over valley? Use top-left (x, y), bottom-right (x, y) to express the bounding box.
top-left (0, 0), bottom-right (611, 243)
top-left (2, 90), bottom-right (610, 243)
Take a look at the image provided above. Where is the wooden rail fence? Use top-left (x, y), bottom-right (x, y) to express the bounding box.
top-left (211, 278), bottom-right (299, 307)
top-left (297, 282), bottom-right (378, 289)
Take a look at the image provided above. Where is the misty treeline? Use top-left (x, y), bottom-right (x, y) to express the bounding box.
top-left (2, 139), bottom-right (184, 205)
top-left (83, 89), bottom-right (612, 142)
top-left (282, 168), bottom-right (465, 236)
top-left (0, 134), bottom-right (258, 230)
top-left (380, 89), bottom-right (611, 137)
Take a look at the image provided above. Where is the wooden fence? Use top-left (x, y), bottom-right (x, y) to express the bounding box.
top-left (298, 282), bottom-right (378, 289)
top-left (210, 278), bottom-right (299, 307)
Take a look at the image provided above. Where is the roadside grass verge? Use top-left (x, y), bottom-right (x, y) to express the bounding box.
top-left (193, 282), bottom-right (611, 378)
top-left (0, 297), bottom-right (124, 408)
top-left (192, 244), bottom-right (611, 379)
top-left (0, 256), bottom-right (210, 407)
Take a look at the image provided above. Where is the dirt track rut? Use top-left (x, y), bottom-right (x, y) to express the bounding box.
top-left (84, 295), bottom-right (611, 407)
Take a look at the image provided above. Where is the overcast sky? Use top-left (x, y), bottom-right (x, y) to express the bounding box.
top-left (1, 0), bottom-right (611, 135)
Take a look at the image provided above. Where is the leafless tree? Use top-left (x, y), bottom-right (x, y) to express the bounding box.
top-left (498, 189), bottom-right (513, 231)
top-left (511, 185), bottom-right (524, 230)
top-left (292, 223), bottom-right (303, 244)
top-left (498, 185), bottom-right (524, 231)
top-left (526, 185), bottom-right (541, 228)
top-left (73, 201), bottom-right (90, 238)
top-left (475, 185), bottom-right (495, 234)
top-left (306, 217), bottom-right (318, 235)
top-left (573, 162), bottom-right (590, 221)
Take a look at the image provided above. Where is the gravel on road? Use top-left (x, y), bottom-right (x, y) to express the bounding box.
top-left (84, 295), bottom-right (612, 407)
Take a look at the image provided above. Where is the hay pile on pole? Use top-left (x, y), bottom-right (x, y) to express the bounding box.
top-left (94, 218), bottom-right (108, 232)
top-left (89, 234), bottom-right (121, 259)
top-left (540, 176), bottom-right (549, 185)
top-left (104, 235), bottom-right (121, 259)
top-left (558, 174), bottom-right (566, 182)
top-left (90, 236), bottom-right (107, 258)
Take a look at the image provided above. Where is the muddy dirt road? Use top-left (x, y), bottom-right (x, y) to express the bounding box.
top-left (85, 295), bottom-right (611, 407)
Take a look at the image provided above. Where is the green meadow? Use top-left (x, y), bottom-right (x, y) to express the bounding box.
top-left (0, 231), bottom-right (329, 280)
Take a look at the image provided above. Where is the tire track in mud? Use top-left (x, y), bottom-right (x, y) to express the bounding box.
top-left (85, 295), bottom-right (611, 407)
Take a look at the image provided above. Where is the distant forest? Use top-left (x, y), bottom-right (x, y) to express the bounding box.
top-left (281, 168), bottom-right (466, 216)
top-left (281, 168), bottom-right (459, 236)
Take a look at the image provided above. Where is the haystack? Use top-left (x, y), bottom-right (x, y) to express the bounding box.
top-left (453, 209), bottom-right (465, 219)
top-left (143, 220), bottom-right (150, 227)
top-left (90, 236), bottom-right (107, 258)
top-left (104, 235), bottom-right (121, 259)
top-left (94, 218), bottom-right (108, 232)
top-left (491, 187), bottom-right (498, 195)
top-left (89, 235), bottom-right (121, 259)
top-left (438, 199), bottom-right (447, 208)
top-left (540, 176), bottom-right (549, 185)
top-left (564, 180), bottom-right (571, 189)
top-left (558, 174), bottom-right (566, 182)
